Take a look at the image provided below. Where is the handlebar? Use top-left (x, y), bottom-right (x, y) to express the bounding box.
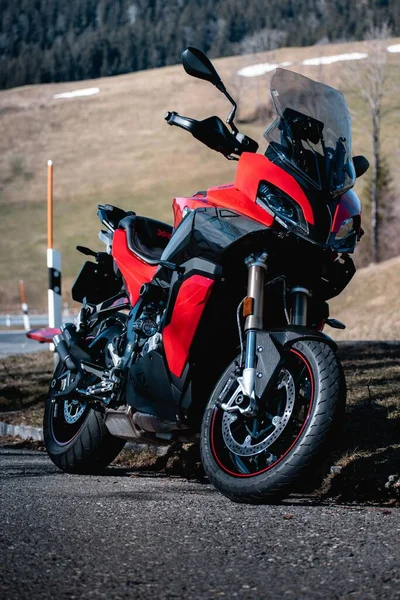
top-left (165, 111), bottom-right (258, 158)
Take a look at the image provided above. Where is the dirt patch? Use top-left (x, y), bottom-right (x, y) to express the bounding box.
top-left (0, 345), bottom-right (399, 503)
top-left (0, 434), bottom-right (45, 451)
top-left (113, 443), bottom-right (205, 480)
top-left (0, 352), bottom-right (53, 429)
top-left (0, 352), bottom-right (53, 413)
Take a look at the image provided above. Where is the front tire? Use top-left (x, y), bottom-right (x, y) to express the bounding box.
top-left (43, 362), bottom-right (125, 474)
top-left (200, 340), bottom-right (345, 503)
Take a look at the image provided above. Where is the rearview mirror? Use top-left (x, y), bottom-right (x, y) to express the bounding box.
top-left (182, 47), bottom-right (224, 91)
top-left (353, 155), bottom-right (370, 178)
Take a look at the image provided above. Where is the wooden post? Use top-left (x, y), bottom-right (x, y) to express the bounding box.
top-left (47, 159), bottom-right (54, 250)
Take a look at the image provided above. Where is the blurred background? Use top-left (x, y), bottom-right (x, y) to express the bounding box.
top-left (0, 0), bottom-right (399, 340)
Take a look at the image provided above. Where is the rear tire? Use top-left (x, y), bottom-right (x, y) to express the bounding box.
top-left (43, 362), bottom-right (125, 474)
top-left (200, 340), bottom-right (345, 504)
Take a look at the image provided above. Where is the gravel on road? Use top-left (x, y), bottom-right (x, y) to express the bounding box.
top-left (1, 449), bottom-right (399, 600)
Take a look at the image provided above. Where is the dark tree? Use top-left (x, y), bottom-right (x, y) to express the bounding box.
top-left (0, 0), bottom-right (399, 89)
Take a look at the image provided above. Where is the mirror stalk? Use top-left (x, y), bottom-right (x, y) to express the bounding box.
top-left (220, 87), bottom-right (238, 134)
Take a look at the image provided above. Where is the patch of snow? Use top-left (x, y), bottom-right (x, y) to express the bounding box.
top-left (387, 44), bottom-right (400, 53)
top-left (302, 52), bottom-right (368, 66)
top-left (127, 3), bottom-right (138, 24)
top-left (53, 87), bottom-right (100, 99)
top-left (238, 60), bottom-right (292, 78)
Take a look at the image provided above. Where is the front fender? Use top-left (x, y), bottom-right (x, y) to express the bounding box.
top-left (254, 328), bottom-right (337, 398)
top-left (268, 327), bottom-right (337, 352)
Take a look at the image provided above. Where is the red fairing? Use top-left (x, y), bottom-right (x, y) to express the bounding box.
top-left (207, 184), bottom-right (274, 226)
top-left (172, 183), bottom-right (274, 229)
top-left (163, 275), bottom-right (214, 378)
top-left (173, 195), bottom-right (216, 228)
top-left (112, 229), bottom-right (158, 305)
top-left (331, 189), bottom-right (362, 233)
top-left (235, 153), bottom-right (315, 225)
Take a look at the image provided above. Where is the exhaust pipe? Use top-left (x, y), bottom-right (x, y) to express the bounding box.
top-left (53, 324), bottom-right (91, 372)
top-left (104, 408), bottom-right (180, 444)
top-left (133, 412), bottom-right (178, 433)
top-left (53, 334), bottom-right (81, 372)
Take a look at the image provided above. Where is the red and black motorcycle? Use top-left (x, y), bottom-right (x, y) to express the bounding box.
top-left (44, 48), bottom-right (369, 503)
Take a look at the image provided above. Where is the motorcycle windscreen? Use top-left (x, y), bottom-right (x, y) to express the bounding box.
top-left (264, 68), bottom-right (356, 197)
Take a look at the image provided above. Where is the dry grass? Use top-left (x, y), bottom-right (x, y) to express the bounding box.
top-left (319, 343), bottom-right (400, 504)
top-left (329, 256), bottom-right (400, 341)
top-left (1, 344), bottom-right (399, 503)
top-left (1, 38), bottom-right (400, 308)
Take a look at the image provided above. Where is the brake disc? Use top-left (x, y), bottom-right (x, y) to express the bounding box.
top-left (221, 369), bottom-right (296, 457)
top-left (64, 398), bottom-right (86, 424)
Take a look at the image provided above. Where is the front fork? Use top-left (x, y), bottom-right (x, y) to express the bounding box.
top-left (239, 253), bottom-right (310, 413)
top-left (240, 252), bottom-right (269, 405)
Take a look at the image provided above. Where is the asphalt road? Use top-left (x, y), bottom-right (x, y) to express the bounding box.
top-left (1, 449), bottom-right (399, 600)
top-left (0, 331), bottom-right (48, 357)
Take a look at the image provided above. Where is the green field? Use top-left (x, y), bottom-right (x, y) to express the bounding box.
top-left (1, 38), bottom-right (400, 310)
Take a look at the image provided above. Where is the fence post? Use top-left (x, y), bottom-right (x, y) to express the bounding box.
top-left (19, 279), bottom-right (30, 331)
top-left (47, 160), bottom-right (62, 356)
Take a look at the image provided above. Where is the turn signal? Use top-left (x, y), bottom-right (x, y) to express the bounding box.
top-left (243, 297), bottom-right (254, 317)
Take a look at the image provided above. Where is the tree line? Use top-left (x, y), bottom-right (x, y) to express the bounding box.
top-left (0, 0), bottom-right (399, 90)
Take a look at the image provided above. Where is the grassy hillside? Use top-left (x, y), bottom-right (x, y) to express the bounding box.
top-left (329, 256), bottom-right (400, 341)
top-left (1, 39), bottom-right (400, 309)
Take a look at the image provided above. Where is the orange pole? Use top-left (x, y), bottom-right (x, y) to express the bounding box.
top-left (19, 279), bottom-right (26, 305)
top-left (47, 160), bottom-right (53, 249)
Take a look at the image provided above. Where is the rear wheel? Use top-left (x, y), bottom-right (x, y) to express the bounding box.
top-left (43, 362), bottom-right (125, 474)
top-left (200, 340), bottom-right (345, 503)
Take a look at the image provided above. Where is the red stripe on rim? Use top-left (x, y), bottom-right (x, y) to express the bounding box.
top-left (210, 348), bottom-right (315, 478)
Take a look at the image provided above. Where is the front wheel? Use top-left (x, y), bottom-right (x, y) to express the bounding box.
top-left (200, 340), bottom-right (345, 503)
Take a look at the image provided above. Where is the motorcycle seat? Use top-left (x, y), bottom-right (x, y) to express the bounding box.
top-left (118, 216), bottom-right (173, 265)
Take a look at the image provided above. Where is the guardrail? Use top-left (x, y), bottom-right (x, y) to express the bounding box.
top-left (0, 314), bottom-right (78, 327)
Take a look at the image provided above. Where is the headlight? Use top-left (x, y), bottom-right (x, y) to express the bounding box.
top-left (256, 182), bottom-right (309, 236)
top-left (330, 218), bottom-right (358, 253)
top-left (336, 218), bottom-right (353, 239)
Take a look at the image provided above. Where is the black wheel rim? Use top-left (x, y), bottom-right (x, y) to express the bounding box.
top-left (49, 370), bottom-right (90, 445)
top-left (210, 348), bottom-right (314, 478)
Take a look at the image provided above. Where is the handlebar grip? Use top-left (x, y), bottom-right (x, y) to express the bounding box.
top-left (164, 111), bottom-right (177, 125)
top-left (164, 111), bottom-right (198, 132)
